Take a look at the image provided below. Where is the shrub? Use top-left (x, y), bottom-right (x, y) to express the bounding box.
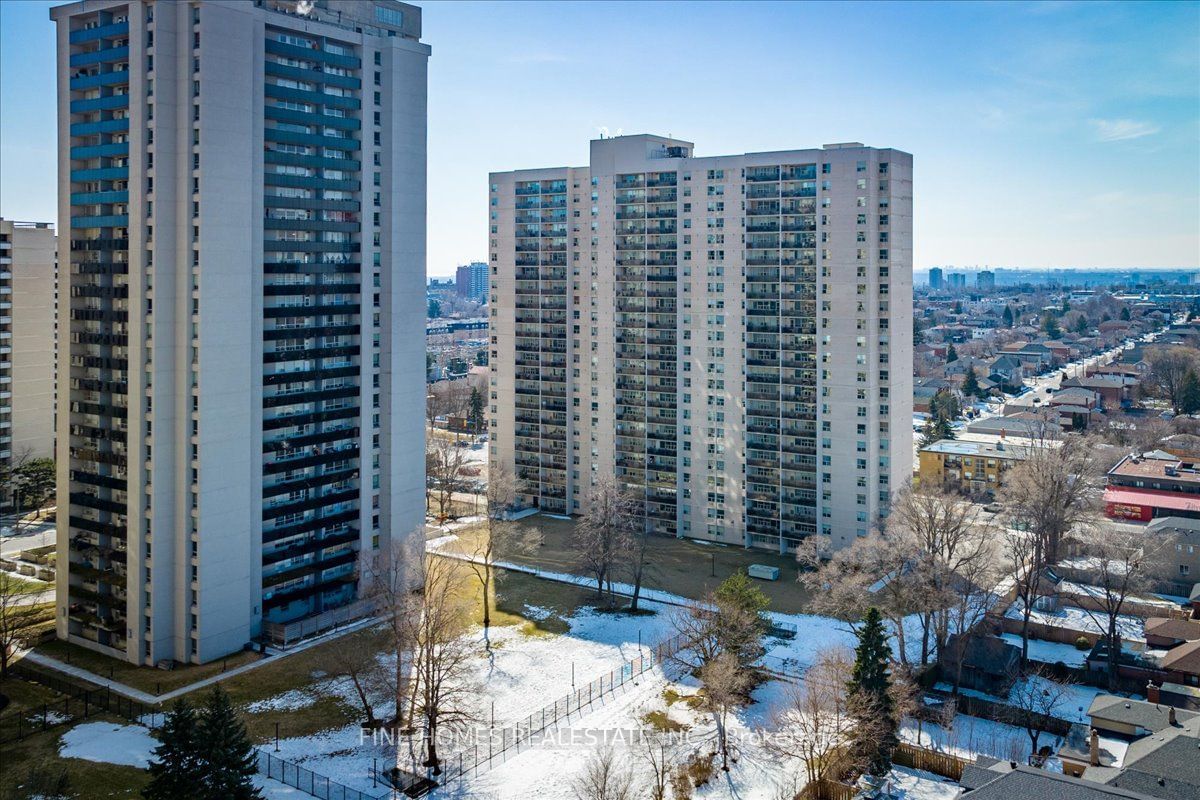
top-left (1074, 636), bottom-right (1091, 651)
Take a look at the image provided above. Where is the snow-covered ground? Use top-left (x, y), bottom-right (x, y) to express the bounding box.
top-left (453, 663), bottom-right (802, 800)
top-left (59, 722), bottom-right (159, 768)
top-left (1004, 600), bottom-right (1145, 641)
top-left (934, 674), bottom-right (1111, 725)
top-left (885, 765), bottom-right (964, 800)
top-left (997, 633), bottom-right (1089, 668)
top-left (900, 713), bottom-right (1046, 764)
top-left (54, 721), bottom-right (346, 799)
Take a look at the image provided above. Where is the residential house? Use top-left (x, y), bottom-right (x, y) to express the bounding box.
top-left (1144, 517), bottom-right (1200, 596)
top-left (1143, 618), bottom-right (1200, 649)
top-left (1063, 375), bottom-right (1140, 411)
top-left (961, 763), bottom-right (1161, 800)
top-left (940, 634), bottom-right (1020, 695)
top-left (1059, 695), bottom-right (1200, 795)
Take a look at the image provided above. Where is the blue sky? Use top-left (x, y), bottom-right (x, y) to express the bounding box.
top-left (3, 1), bottom-right (1197, 275)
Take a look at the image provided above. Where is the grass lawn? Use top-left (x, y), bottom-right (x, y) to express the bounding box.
top-left (0, 575), bottom-right (49, 594)
top-left (0, 713), bottom-right (149, 800)
top-left (434, 516), bottom-right (816, 614)
top-left (31, 640), bottom-right (262, 697)
top-left (0, 676), bottom-right (71, 745)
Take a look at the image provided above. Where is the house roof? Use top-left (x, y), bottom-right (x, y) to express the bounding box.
top-left (1144, 617), bottom-right (1200, 642)
top-left (1159, 638), bottom-right (1200, 675)
top-left (1087, 695), bottom-right (1200, 732)
top-left (965, 766), bottom-right (1160, 800)
top-left (1053, 387), bottom-right (1101, 403)
top-left (1102, 721), bottom-right (1200, 800)
top-left (920, 439), bottom-right (1029, 460)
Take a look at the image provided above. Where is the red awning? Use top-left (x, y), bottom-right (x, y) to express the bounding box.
top-left (1104, 487), bottom-right (1200, 513)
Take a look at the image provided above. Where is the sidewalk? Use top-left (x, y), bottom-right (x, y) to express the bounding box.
top-left (17, 611), bottom-right (385, 705)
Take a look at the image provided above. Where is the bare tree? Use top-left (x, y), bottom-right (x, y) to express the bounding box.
top-left (941, 535), bottom-right (1002, 694)
top-left (1004, 669), bottom-right (1074, 756)
top-left (699, 651), bottom-right (748, 773)
top-left (1000, 526), bottom-right (1044, 667)
top-left (572, 745), bottom-right (635, 800)
top-left (427, 435), bottom-right (470, 520)
top-left (637, 731), bottom-right (681, 800)
top-left (326, 638), bottom-right (383, 729)
top-left (0, 572), bottom-right (44, 677)
top-left (466, 463), bottom-right (542, 634)
top-left (1000, 433), bottom-right (1100, 565)
top-left (1069, 523), bottom-right (1168, 691)
top-left (1147, 346), bottom-right (1200, 413)
top-left (403, 554), bottom-right (481, 774)
top-left (765, 647), bottom-right (866, 786)
top-left (575, 476), bottom-right (638, 603)
top-left (889, 485), bottom-right (995, 661)
top-left (362, 537), bottom-right (418, 734)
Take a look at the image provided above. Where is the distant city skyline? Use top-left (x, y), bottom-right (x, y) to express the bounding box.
top-left (3, 0), bottom-right (1199, 275)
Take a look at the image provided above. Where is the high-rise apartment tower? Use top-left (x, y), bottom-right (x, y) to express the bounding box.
top-left (488, 135), bottom-right (912, 554)
top-left (0, 219), bottom-right (58, 495)
top-left (52, 0), bottom-right (429, 664)
top-left (455, 261), bottom-right (488, 303)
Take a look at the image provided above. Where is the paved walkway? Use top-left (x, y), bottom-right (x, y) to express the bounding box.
top-left (18, 611), bottom-right (384, 706)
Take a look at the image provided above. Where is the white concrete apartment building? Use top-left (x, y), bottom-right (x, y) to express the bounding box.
top-left (0, 219), bottom-right (58, 488)
top-left (488, 135), bottom-right (912, 554)
top-left (51, 0), bottom-right (428, 665)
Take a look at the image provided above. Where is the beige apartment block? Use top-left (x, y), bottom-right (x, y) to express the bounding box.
top-left (51, 0), bottom-right (428, 665)
top-left (0, 219), bottom-right (58, 488)
top-left (488, 135), bottom-right (912, 554)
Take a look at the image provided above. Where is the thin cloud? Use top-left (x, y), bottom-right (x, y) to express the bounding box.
top-left (1090, 118), bottom-right (1161, 142)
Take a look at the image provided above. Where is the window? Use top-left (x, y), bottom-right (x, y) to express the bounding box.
top-left (375, 6), bottom-right (404, 26)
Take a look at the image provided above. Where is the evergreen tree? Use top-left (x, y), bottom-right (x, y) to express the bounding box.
top-left (1002, 305), bottom-right (1014, 327)
top-left (946, 344), bottom-right (958, 363)
top-left (427, 297), bottom-right (441, 319)
top-left (912, 316), bottom-right (924, 346)
top-left (1061, 298), bottom-right (1070, 313)
top-left (962, 366), bottom-right (982, 398)
top-left (1042, 313), bottom-right (1062, 340)
top-left (1120, 306), bottom-right (1131, 321)
top-left (144, 699), bottom-right (202, 800)
top-left (196, 686), bottom-right (263, 800)
top-left (468, 386), bottom-right (486, 433)
top-left (919, 415), bottom-right (954, 448)
top-left (847, 608), bottom-right (897, 776)
top-left (713, 571), bottom-right (770, 667)
top-left (1073, 314), bottom-right (1089, 335)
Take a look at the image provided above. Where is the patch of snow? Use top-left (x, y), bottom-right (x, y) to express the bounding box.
top-left (245, 689), bottom-right (316, 714)
top-left (58, 722), bottom-right (158, 768)
top-left (885, 765), bottom-right (963, 800)
top-left (997, 633), bottom-right (1089, 668)
top-left (252, 775), bottom-right (317, 800)
top-left (900, 714), bottom-right (1044, 763)
top-left (26, 710), bottom-right (70, 725)
top-left (425, 533), bottom-right (459, 550)
top-left (1005, 600), bottom-right (1145, 641)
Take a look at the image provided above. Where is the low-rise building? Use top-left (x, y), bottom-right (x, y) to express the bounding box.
top-left (917, 438), bottom-right (1028, 496)
top-left (1104, 455), bottom-right (1200, 522)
